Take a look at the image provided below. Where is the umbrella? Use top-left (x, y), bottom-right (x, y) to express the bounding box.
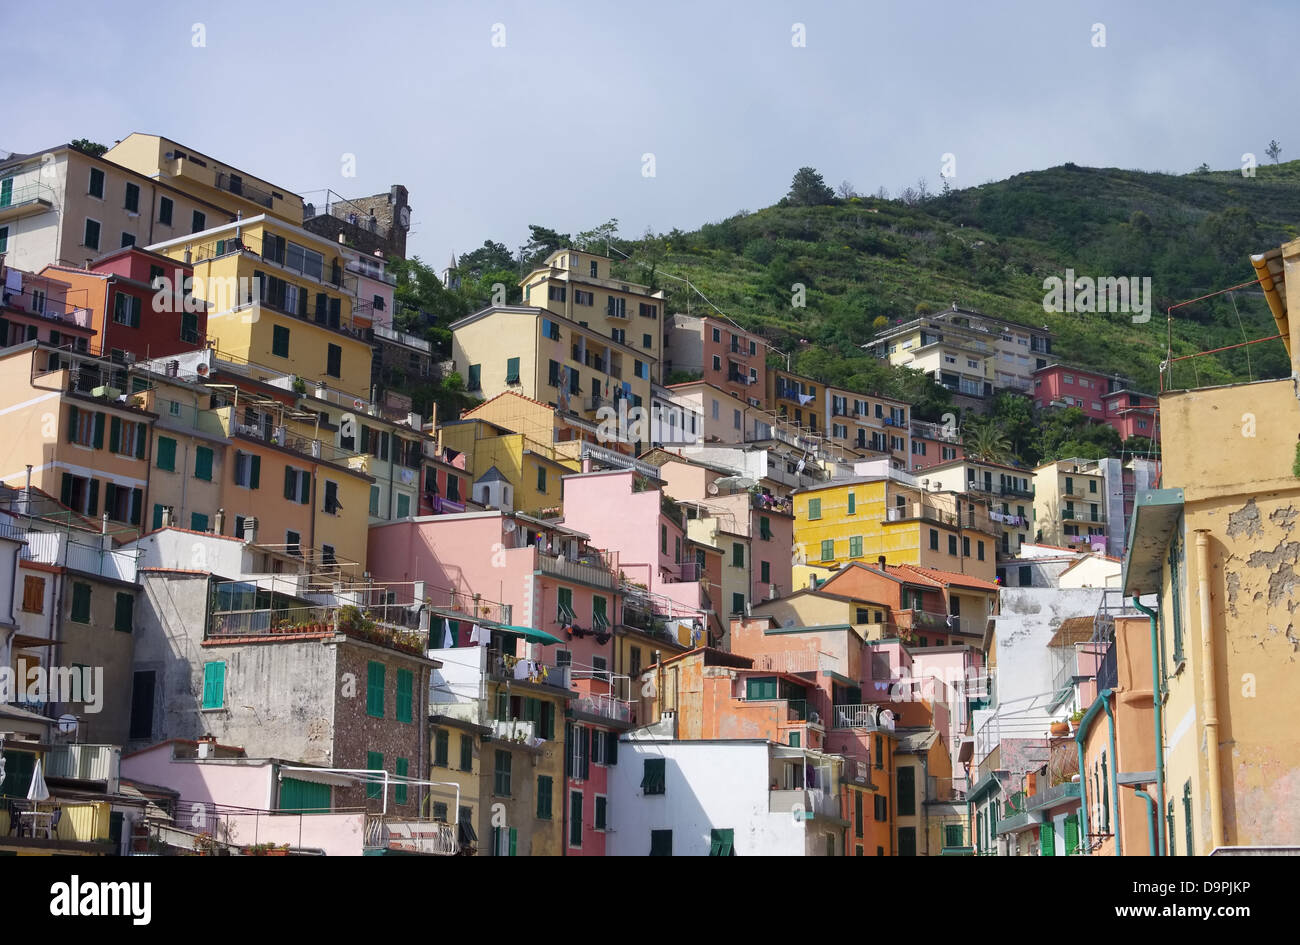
top-left (27, 758), bottom-right (49, 802)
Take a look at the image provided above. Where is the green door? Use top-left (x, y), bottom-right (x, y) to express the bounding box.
top-left (1039, 822), bottom-right (1056, 856)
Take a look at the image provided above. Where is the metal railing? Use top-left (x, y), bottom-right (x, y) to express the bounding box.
top-left (215, 172), bottom-right (275, 209)
top-left (0, 286), bottom-right (92, 328)
top-left (571, 692), bottom-right (631, 723)
top-left (20, 532), bottom-right (138, 582)
top-left (364, 817), bottom-right (458, 855)
top-left (538, 550), bottom-right (618, 589)
top-left (830, 704), bottom-right (894, 731)
top-left (45, 744), bottom-right (120, 784)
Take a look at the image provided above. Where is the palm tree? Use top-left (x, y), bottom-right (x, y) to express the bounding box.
top-left (964, 420), bottom-right (1012, 464)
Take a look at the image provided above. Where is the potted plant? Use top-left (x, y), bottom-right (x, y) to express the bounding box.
top-left (1069, 709), bottom-right (1085, 732)
top-left (1049, 720), bottom-right (1070, 737)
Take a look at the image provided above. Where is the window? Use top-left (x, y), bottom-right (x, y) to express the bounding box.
top-left (709, 828), bottom-right (735, 856)
top-left (392, 757), bottom-right (409, 805)
top-left (194, 659), bottom-right (227, 710)
top-left (121, 232), bottom-right (136, 248)
top-left (88, 167), bottom-right (105, 198)
top-left (467, 364), bottom-right (481, 390)
top-left (363, 751), bottom-right (383, 800)
top-left (109, 417), bottom-right (145, 458)
top-left (820, 539), bottom-right (834, 561)
top-left (68, 581), bottom-right (92, 623)
top-left (506, 357), bottom-right (520, 384)
top-left (897, 766), bottom-right (916, 816)
top-left (712, 355), bottom-right (721, 372)
top-left (326, 343), bottom-right (342, 378)
top-left (192, 210), bottom-right (206, 233)
top-left (808, 498), bottom-right (821, 520)
top-left (595, 795), bottom-right (608, 831)
top-left (158, 195), bottom-right (173, 226)
top-left (1182, 780), bottom-right (1193, 855)
top-left (948, 535), bottom-right (958, 556)
top-left (639, 302), bottom-right (657, 319)
top-left (849, 536), bottom-right (863, 558)
top-left (123, 181), bottom-right (140, 213)
top-left (557, 587), bottom-right (575, 623)
top-left (434, 729), bottom-right (449, 766)
top-left (846, 492), bottom-right (856, 514)
top-left (460, 734), bottom-right (474, 772)
top-left (732, 592), bottom-right (745, 615)
top-left (760, 560), bottom-right (770, 583)
top-left (21, 576), bottom-right (44, 614)
top-left (569, 790), bottom-right (583, 846)
top-left (366, 661), bottom-right (385, 718)
top-left (641, 758), bottom-right (666, 795)
top-left (395, 669), bottom-right (413, 723)
top-left (574, 290), bottom-right (594, 306)
top-left (536, 775), bottom-right (553, 820)
top-left (271, 324), bottom-right (290, 358)
top-left (112, 291), bottom-right (143, 328)
top-left (324, 480), bottom-right (341, 514)
top-left (194, 446), bottom-right (214, 481)
top-left (977, 541), bottom-right (985, 561)
top-left (233, 451), bottom-right (261, 489)
top-left (731, 542), bottom-right (744, 568)
top-left (0, 225), bottom-right (7, 253)
top-left (536, 465), bottom-right (546, 493)
top-left (83, 218), bottom-right (101, 250)
top-left (113, 592), bottom-right (134, 632)
top-left (650, 829), bottom-right (672, 856)
top-left (283, 467), bottom-right (310, 504)
top-left (155, 436), bottom-right (177, 472)
top-left (493, 750), bottom-right (512, 796)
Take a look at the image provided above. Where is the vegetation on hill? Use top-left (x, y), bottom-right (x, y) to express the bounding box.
top-left (388, 157), bottom-right (1300, 451)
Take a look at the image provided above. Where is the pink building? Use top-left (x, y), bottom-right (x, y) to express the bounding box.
top-left (1032, 364), bottom-right (1113, 421)
top-left (1101, 388), bottom-right (1160, 442)
top-left (909, 419), bottom-right (964, 472)
top-left (665, 314), bottom-right (767, 407)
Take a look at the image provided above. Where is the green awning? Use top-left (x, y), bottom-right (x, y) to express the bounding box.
top-left (499, 625), bottom-right (564, 646)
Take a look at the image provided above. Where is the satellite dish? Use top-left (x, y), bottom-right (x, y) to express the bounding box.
top-left (195, 363), bottom-right (210, 376)
top-left (57, 714), bottom-right (79, 735)
top-left (707, 482), bottom-right (719, 496)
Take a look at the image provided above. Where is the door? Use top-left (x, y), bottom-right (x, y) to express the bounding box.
top-left (898, 827), bottom-right (917, 856)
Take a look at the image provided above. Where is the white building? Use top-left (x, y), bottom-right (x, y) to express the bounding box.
top-left (609, 726), bottom-right (844, 856)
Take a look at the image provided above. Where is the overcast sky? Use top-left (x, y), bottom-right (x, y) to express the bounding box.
top-left (8, 1), bottom-right (1295, 266)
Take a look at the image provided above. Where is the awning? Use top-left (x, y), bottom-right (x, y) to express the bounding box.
top-left (498, 625), bottom-right (564, 646)
top-left (459, 818), bottom-right (478, 845)
top-left (1121, 488), bottom-right (1185, 596)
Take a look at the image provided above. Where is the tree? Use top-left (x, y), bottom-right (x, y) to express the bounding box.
top-left (787, 167), bottom-right (837, 207)
top-left (1194, 163), bottom-right (1211, 174)
top-left (521, 225), bottom-right (571, 269)
top-left (1266, 140), bottom-right (1282, 164)
top-left (456, 240), bottom-right (515, 278)
top-left (963, 418), bottom-right (1012, 464)
top-left (575, 218), bottom-right (620, 253)
top-left (70, 138), bottom-right (107, 158)
top-left (836, 180), bottom-right (859, 199)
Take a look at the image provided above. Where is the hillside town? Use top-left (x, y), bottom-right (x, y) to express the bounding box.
top-left (0, 132), bottom-right (1294, 860)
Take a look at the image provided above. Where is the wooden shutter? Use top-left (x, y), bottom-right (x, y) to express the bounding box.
top-left (66, 405), bottom-right (78, 443)
top-left (201, 661), bottom-right (225, 708)
top-left (1039, 822), bottom-right (1055, 856)
top-left (249, 454), bottom-right (261, 489)
top-left (92, 412), bottom-right (105, 449)
top-left (366, 661), bottom-right (385, 717)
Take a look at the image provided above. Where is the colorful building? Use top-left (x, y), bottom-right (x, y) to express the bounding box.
top-left (823, 384), bottom-right (911, 468)
top-left (921, 457), bottom-right (1034, 558)
top-left (1032, 458), bottom-right (1109, 552)
top-left (664, 313), bottom-right (765, 406)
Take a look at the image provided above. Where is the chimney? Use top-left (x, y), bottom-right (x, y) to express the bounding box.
top-left (196, 736), bottom-right (217, 759)
top-left (23, 464), bottom-right (32, 516)
top-left (877, 555), bottom-right (887, 570)
top-left (214, 508), bottom-right (225, 535)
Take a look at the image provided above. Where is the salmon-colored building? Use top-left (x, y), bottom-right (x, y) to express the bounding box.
top-left (42, 247), bottom-right (208, 360)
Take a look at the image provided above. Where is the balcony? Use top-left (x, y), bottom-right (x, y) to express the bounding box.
top-left (0, 286), bottom-right (92, 329)
top-left (208, 604), bottom-right (426, 656)
top-left (537, 549), bottom-right (619, 590)
top-left (45, 744), bottom-right (120, 786)
top-left (364, 816), bottom-right (459, 856)
top-left (831, 704), bottom-right (895, 731)
top-left (0, 181), bottom-right (56, 222)
top-left (372, 323), bottom-right (431, 353)
top-left (1060, 505), bottom-right (1106, 524)
top-left (885, 502), bottom-right (996, 535)
top-left (571, 692), bottom-right (632, 724)
top-left (20, 532), bottom-right (137, 583)
top-left (215, 171), bottom-right (275, 209)
top-left (0, 799), bottom-right (114, 852)
top-left (487, 649), bottom-right (570, 692)
top-left (769, 788), bottom-right (840, 820)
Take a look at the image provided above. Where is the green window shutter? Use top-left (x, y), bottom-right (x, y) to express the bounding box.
top-left (366, 751), bottom-right (383, 800)
top-left (394, 758), bottom-right (409, 805)
top-left (285, 467), bottom-right (297, 500)
top-left (541, 701), bottom-right (555, 740)
top-left (250, 454), bottom-right (260, 489)
top-left (808, 498), bottom-right (821, 520)
top-left (650, 829), bottom-right (672, 856)
top-left (135, 424), bottom-right (146, 459)
top-left (709, 828), bottom-right (734, 856)
top-left (152, 503), bottom-right (164, 530)
top-left (569, 791), bottom-right (583, 846)
top-left (130, 487), bottom-right (142, 525)
top-left (849, 536), bottom-right (863, 557)
top-left (109, 415), bottom-right (121, 453)
top-left (896, 766), bottom-right (915, 816)
top-left (195, 446), bottom-right (213, 480)
top-left (460, 734), bottom-right (474, 772)
top-left (641, 757), bottom-right (665, 795)
top-left (789, 731), bottom-right (800, 747)
top-left (1064, 813), bottom-right (1079, 855)
top-left (191, 512), bottom-right (209, 531)
top-left (1183, 780), bottom-right (1193, 855)
top-left (759, 516), bottom-right (771, 540)
top-left (113, 592), bottom-right (134, 632)
top-left (595, 795), bottom-right (607, 830)
top-left (494, 750), bottom-right (512, 796)
top-left (1040, 822), bottom-right (1055, 856)
top-left (66, 406), bottom-right (78, 443)
top-left (366, 661), bottom-right (385, 718)
top-left (537, 775), bottom-right (552, 820)
top-left (945, 823), bottom-right (964, 848)
top-left (395, 669), bottom-right (413, 723)
top-left (71, 583), bottom-right (91, 623)
top-left (201, 661), bottom-right (225, 709)
top-left (508, 827), bottom-right (517, 856)
top-left (821, 539), bottom-right (834, 561)
top-left (847, 492), bottom-right (856, 514)
top-left (280, 777), bottom-right (331, 812)
top-left (1167, 799), bottom-right (1176, 856)
top-left (506, 357), bottom-right (520, 384)
top-left (434, 730), bottom-right (449, 767)
top-left (157, 436), bottom-right (176, 471)
top-left (92, 412), bottom-right (105, 449)
top-left (731, 542), bottom-right (744, 568)
top-left (607, 730), bottom-right (618, 765)
top-left (855, 792), bottom-right (864, 837)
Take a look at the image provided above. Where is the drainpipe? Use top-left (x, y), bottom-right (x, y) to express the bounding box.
top-left (1103, 693), bottom-right (1121, 857)
top-left (1194, 530), bottom-right (1224, 850)
top-left (1134, 789), bottom-right (1159, 857)
top-left (1073, 689), bottom-right (1114, 855)
top-left (1131, 596), bottom-right (1166, 856)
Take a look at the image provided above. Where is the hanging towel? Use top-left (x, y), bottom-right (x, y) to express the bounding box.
top-left (442, 618), bottom-right (455, 648)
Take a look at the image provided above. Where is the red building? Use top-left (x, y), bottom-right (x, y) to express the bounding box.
top-left (909, 419), bottom-right (964, 472)
top-left (1033, 364), bottom-right (1159, 444)
top-left (41, 247), bottom-right (207, 360)
top-left (1101, 388), bottom-right (1159, 442)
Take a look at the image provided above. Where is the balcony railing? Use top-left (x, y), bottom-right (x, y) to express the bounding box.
top-left (364, 816), bottom-right (458, 855)
top-left (537, 549), bottom-right (618, 590)
top-left (215, 172), bottom-right (275, 209)
top-left (769, 789), bottom-right (840, 819)
top-left (207, 604), bottom-right (426, 655)
top-left (0, 181), bottom-right (57, 218)
top-left (20, 532), bottom-right (138, 583)
top-left (45, 744), bottom-right (120, 785)
top-left (372, 323), bottom-right (431, 353)
top-left (831, 704), bottom-right (895, 731)
top-left (487, 649), bottom-right (570, 692)
top-left (0, 286), bottom-right (92, 328)
top-left (571, 692), bottom-right (632, 723)
top-left (1095, 640), bottom-right (1118, 692)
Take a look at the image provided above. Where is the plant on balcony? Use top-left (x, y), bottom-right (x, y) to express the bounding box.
top-left (292, 376), bottom-right (307, 394)
top-left (194, 832), bottom-right (220, 856)
top-left (1069, 709), bottom-right (1085, 730)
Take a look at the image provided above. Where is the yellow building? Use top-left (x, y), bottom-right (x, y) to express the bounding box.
top-left (451, 304), bottom-right (656, 441)
top-left (148, 215), bottom-right (374, 400)
top-left (792, 474), bottom-right (998, 586)
top-left (485, 674), bottom-right (568, 856)
top-left (766, 368), bottom-right (824, 436)
top-left (520, 248), bottom-right (665, 384)
top-left (105, 133), bottom-right (304, 226)
top-left (750, 588), bottom-right (893, 639)
top-left (1033, 458), bottom-right (1108, 549)
top-left (439, 414), bottom-right (579, 519)
top-left (1118, 236), bottom-right (1300, 854)
top-left (427, 715), bottom-right (485, 855)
